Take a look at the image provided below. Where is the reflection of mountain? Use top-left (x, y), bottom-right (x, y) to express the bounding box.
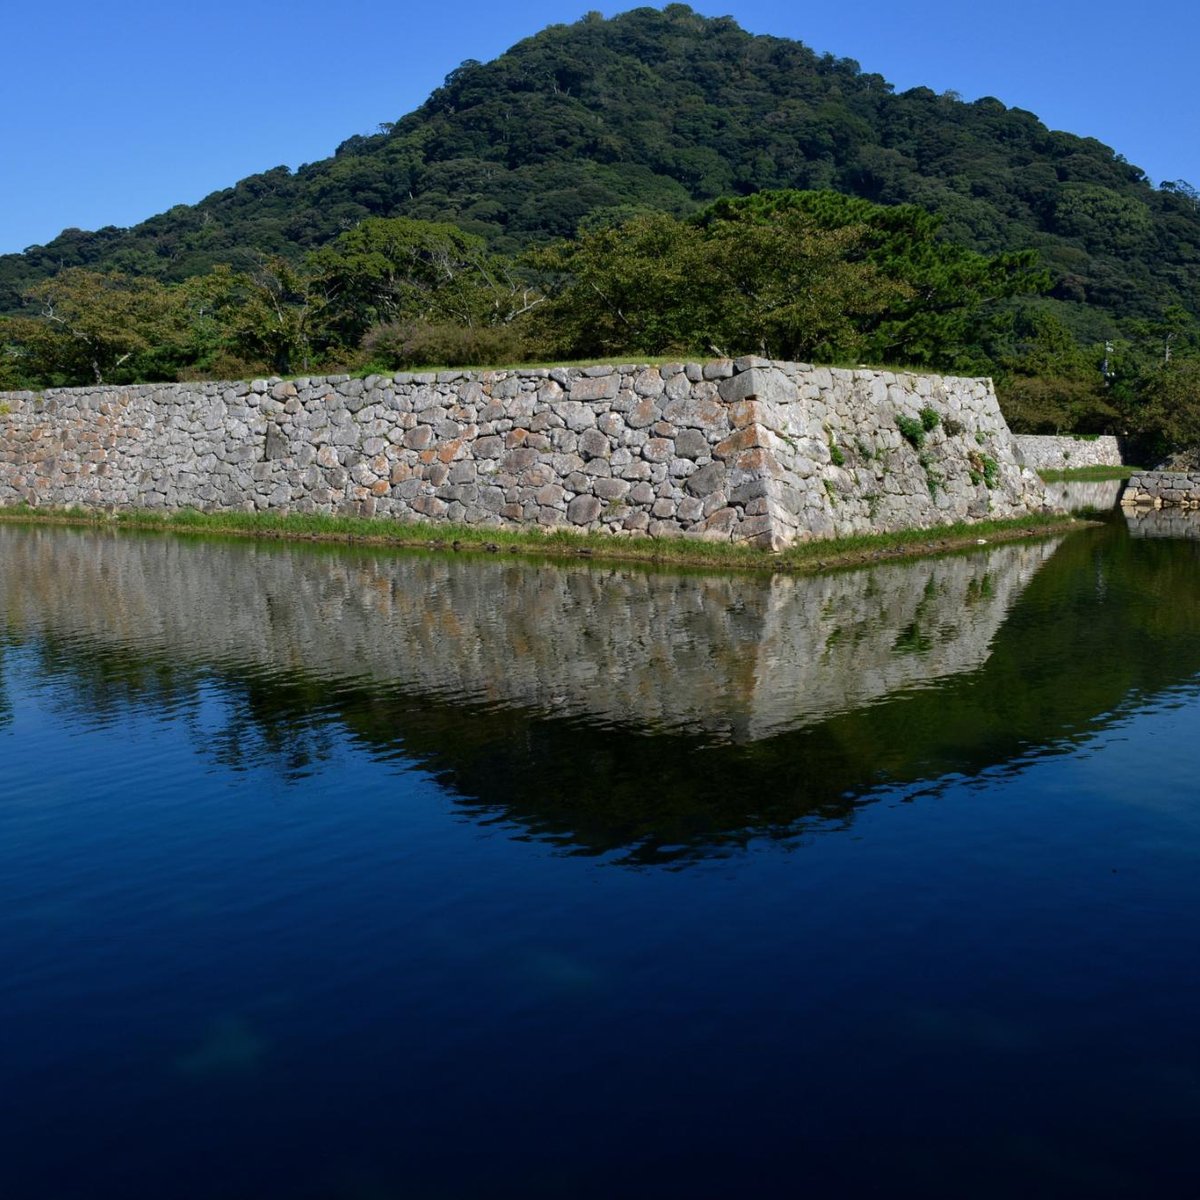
top-left (3, 523), bottom-right (1200, 864)
top-left (1123, 507), bottom-right (1200, 540)
top-left (0, 528), bottom-right (1057, 742)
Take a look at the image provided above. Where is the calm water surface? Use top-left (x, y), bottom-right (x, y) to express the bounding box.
top-left (2, 515), bottom-right (1199, 1198)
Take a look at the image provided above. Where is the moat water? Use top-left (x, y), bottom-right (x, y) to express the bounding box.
top-left (2, 509), bottom-right (1199, 1198)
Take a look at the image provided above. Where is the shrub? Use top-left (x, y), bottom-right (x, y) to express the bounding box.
top-left (363, 319), bottom-right (531, 370)
top-left (897, 414), bottom-right (926, 449)
top-left (968, 449), bottom-right (1000, 488)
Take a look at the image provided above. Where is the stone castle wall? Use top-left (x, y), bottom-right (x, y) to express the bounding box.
top-left (0, 358), bottom-right (1048, 547)
top-left (1012, 434), bottom-right (1125, 471)
top-left (1121, 471), bottom-right (1200, 509)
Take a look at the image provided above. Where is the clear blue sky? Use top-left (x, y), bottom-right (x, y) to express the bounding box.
top-left (2, 0), bottom-right (1196, 255)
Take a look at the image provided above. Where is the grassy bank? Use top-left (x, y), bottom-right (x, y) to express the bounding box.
top-left (0, 504), bottom-right (1090, 574)
top-left (358, 355), bottom-right (948, 378)
top-left (1038, 465), bottom-right (1139, 482)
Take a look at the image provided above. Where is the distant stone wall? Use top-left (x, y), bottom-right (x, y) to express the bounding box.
top-left (1121, 471), bottom-right (1200, 509)
top-left (1013, 434), bottom-right (1124, 471)
top-left (0, 358), bottom-right (1048, 547)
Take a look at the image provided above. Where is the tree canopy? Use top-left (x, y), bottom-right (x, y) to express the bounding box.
top-left (2, 3), bottom-right (1198, 344)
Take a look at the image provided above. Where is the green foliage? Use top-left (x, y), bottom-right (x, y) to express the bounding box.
top-left (1052, 184), bottom-right (1153, 255)
top-left (997, 374), bottom-right (1117, 434)
top-left (528, 199), bottom-right (907, 360)
top-left (694, 191), bottom-right (1047, 370)
top-left (1134, 358), bottom-right (1200, 454)
top-left (897, 415), bottom-right (926, 449)
top-left (968, 450), bottom-right (1000, 488)
top-left (528, 190), bottom-right (1030, 364)
top-left (994, 307), bottom-right (1117, 433)
top-left (196, 258), bottom-right (332, 376)
top-left (528, 212), bottom-right (704, 357)
top-left (919, 406), bottom-right (940, 432)
top-left (0, 322), bottom-right (32, 390)
top-left (361, 318), bottom-right (530, 371)
top-left (0, 215), bottom-right (550, 383)
top-left (991, 299), bottom-right (1200, 447)
top-left (310, 217), bottom-right (542, 349)
top-left (918, 450), bottom-right (942, 497)
top-left (2, 3), bottom-right (1198, 352)
top-left (7, 270), bottom-right (190, 386)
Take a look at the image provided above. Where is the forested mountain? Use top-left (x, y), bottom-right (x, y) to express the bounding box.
top-left (3, 3), bottom-right (1198, 339)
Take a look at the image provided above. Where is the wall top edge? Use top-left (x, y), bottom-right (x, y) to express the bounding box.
top-left (0, 360), bottom-right (995, 405)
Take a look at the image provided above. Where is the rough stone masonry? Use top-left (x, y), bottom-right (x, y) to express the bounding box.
top-left (0, 357), bottom-right (1049, 548)
top-left (1121, 471), bottom-right (1200, 510)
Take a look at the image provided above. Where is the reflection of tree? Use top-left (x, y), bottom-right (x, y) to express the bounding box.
top-left (5, 523), bottom-right (1200, 866)
top-left (23, 633), bottom-right (340, 785)
top-left (198, 670), bottom-right (340, 781)
top-left (0, 641), bottom-right (12, 731)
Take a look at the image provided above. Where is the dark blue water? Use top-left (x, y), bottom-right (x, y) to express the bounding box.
top-left (2, 518), bottom-right (1200, 1198)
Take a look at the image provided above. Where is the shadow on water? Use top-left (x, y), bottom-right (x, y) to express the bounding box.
top-left (4, 521), bottom-right (1200, 865)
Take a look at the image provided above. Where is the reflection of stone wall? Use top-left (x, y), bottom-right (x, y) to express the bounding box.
top-left (0, 359), bottom-right (1046, 548)
top-left (1013, 434), bottom-right (1124, 471)
top-left (1123, 507), bottom-right (1200, 540)
top-left (1042, 479), bottom-right (1124, 511)
top-left (0, 527), bottom-right (1060, 741)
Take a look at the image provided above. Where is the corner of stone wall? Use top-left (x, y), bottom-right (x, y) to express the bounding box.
top-left (717, 361), bottom-right (802, 551)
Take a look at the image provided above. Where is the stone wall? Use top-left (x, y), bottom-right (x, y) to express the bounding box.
top-left (0, 358), bottom-right (1048, 547)
top-left (1012, 434), bottom-right (1124, 471)
top-left (1120, 471), bottom-right (1200, 509)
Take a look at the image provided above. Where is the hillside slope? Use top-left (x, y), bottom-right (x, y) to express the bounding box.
top-left (3, 4), bottom-right (1198, 335)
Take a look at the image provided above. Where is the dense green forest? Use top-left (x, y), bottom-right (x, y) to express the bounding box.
top-left (2, 5), bottom-right (1199, 449)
